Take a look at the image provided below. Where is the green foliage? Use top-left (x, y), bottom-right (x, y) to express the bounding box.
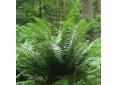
top-left (16, 0), bottom-right (100, 85)
top-left (16, 80), bottom-right (36, 85)
top-left (16, 17), bottom-right (100, 85)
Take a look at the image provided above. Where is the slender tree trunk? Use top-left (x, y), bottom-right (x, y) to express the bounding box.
top-left (39, 0), bottom-right (42, 18)
top-left (59, 0), bottom-right (66, 21)
top-left (82, 0), bottom-right (93, 19)
top-left (56, 0), bottom-right (60, 28)
top-left (97, 0), bottom-right (101, 12)
top-left (56, 0), bottom-right (58, 24)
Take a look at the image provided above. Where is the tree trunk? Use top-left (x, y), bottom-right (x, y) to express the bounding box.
top-left (59, 0), bottom-right (66, 21)
top-left (39, 0), bottom-right (42, 18)
top-left (82, 0), bottom-right (93, 19)
top-left (97, 0), bottom-right (101, 12)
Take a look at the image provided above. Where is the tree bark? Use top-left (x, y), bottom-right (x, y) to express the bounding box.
top-left (82, 0), bottom-right (93, 19)
top-left (39, 0), bottom-right (42, 18)
top-left (97, 0), bottom-right (101, 12)
top-left (59, 0), bottom-right (66, 21)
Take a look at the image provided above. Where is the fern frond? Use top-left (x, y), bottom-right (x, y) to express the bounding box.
top-left (51, 43), bottom-right (63, 62)
top-left (16, 80), bottom-right (36, 85)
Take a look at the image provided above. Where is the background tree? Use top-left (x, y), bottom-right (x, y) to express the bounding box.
top-left (82, 0), bottom-right (93, 19)
top-left (97, 0), bottom-right (101, 12)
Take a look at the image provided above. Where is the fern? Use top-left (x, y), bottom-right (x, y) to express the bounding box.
top-left (16, 12), bottom-right (100, 85)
